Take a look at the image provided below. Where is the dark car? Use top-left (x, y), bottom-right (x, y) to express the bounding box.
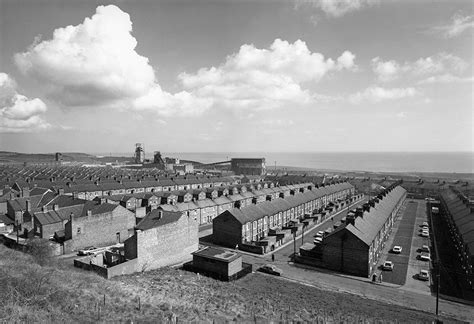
top-left (257, 264), bottom-right (283, 276)
top-left (77, 246), bottom-right (97, 256)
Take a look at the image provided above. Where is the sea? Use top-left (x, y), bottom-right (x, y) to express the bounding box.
top-left (99, 152), bottom-right (473, 174)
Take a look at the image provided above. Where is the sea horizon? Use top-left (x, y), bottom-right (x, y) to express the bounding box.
top-left (90, 151), bottom-right (473, 174)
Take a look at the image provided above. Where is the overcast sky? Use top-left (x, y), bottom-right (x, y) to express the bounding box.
top-left (0, 0), bottom-right (472, 153)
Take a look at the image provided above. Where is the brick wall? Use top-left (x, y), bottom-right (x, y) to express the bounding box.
top-left (66, 206), bottom-right (135, 251)
top-left (133, 213), bottom-right (199, 272)
top-left (213, 212), bottom-right (242, 248)
top-left (323, 231), bottom-right (369, 277)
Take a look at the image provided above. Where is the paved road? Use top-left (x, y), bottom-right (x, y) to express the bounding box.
top-left (404, 200), bottom-right (432, 293)
top-left (382, 200), bottom-right (419, 285)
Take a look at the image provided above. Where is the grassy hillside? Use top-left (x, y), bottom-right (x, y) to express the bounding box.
top-left (0, 244), bottom-right (463, 323)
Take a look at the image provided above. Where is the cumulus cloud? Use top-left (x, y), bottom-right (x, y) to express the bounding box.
top-left (14, 5), bottom-right (206, 117)
top-left (178, 39), bottom-right (356, 110)
top-left (0, 72), bottom-right (50, 133)
top-left (350, 86), bottom-right (418, 103)
top-left (431, 13), bottom-right (474, 38)
top-left (371, 53), bottom-right (469, 82)
top-left (297, 0), bottom-right (379, 18)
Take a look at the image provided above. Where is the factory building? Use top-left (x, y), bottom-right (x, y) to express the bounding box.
top-left (231, 158), bottom-right (266, 176)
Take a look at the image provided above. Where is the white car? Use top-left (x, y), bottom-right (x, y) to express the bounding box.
top-left (392, 246), bottom-right (402, 254)
top-left (313, 237), bottom-right (323, 244)
top-left (418, 269), bottom-right (429, 281)
top-left (422, 221), bottom-right (428, 227)
top-left (382, 261), bottom-right (394, 271)
top-left (420, 231), bottom-right (429, 238)
top-left (420, 253), bottom-right (431, 261)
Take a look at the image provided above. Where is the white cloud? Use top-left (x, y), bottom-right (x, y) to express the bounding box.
top-left (179, 39), bottom-right (355, 111)
top-left (350, 86), bottom-right (418, 103)
top-left (298, 0), bottom-right (379, 18)
top-left (418, 74), bottom-right (474, 85)
top-left (432, 13), bottom-right (474, 38)
top-left (14, 5), bottom-right (207, 117)
top-left (0, 72), bottom-right (50, 133)
top-left (262, 119), bottom-right (295, 126)
top-left (371, 53), bottom-right (468, 82)
top-left (396, 112), bottom-right (407, 118)
top-left (371, 57), bottom-right (404, 82)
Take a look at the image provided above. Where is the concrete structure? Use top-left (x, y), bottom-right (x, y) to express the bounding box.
top-left (231, 158), bottom-right (266, 176)
top-left (184, 247), bottom-right (251, 281)
top-left (320, 185), bottom-right (406, 277)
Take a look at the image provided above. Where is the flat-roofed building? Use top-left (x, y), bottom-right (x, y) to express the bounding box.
top-left (231, 158), bottom-right (266, 176)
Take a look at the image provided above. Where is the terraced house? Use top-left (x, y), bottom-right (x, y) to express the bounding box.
top-left (321, 185), bottom-right (406, 277)
top-left (212, 182), bottom-right (355, 250)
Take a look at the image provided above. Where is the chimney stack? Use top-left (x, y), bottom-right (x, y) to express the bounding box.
top-left (22, 187), bottom-right (30, 198)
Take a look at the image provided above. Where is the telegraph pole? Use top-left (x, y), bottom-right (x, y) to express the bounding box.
top-left (293, 231), bottom-right (296, 260)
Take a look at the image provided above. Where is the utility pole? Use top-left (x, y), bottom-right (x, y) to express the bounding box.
top-left (301, 224), bottom-right (305, 245)
top-left (436, 260), bottom-right (440, 320)
top-left (293, 231), bottom-right (296, 259)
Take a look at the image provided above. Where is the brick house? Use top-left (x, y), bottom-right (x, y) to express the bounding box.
top-left (322, 186), bottom-right (406, 277)
top-left (64, 203), bottom-right (135, 251)
top-left (124, 209), bottom-right (199, 271)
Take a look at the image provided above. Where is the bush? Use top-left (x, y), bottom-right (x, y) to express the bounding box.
top-left (25, 238), bottom-right (54, 266)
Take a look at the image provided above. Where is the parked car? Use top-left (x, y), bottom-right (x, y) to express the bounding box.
top-left (420, 231), bottom-right (429, 237)
top-left (382, 261), bottom-right (394, 271)
top-left (420, 253), bottom-right (431, 261)
top-left (418, 269), bottom-right (429, 281)
top-left (420, 245), bottom-right (430, 253)
top-left (422, 221), bottom-right (429, 227)
top-left (392, 246), bottom-right (402, 254)
top-left (77, 246), bottom-right (97, 256)
top-left (257, 264), bottom-right (283, 276)
top-left (313, 237), bottom-right (323, 244)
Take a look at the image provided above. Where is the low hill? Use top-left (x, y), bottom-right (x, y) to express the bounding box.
top-left (0, 243), bottom-right (462, 323)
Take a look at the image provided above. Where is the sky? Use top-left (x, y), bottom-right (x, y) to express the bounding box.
top-left (0, 0), bottom-right (472, 154)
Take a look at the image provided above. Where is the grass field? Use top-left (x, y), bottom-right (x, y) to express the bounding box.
top-left (0, 244), bottom-right (465, 323)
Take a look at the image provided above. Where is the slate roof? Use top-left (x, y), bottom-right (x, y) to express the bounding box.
top-left (333, 186), bottom-right (407, 246)
top-left (440, 190), bottom-right (474, 255)
top-left (135, 209), bottom-right (183, 231)
top-left (218, 182), bottom-right (355, 225)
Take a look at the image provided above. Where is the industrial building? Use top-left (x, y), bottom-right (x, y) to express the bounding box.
top-left (231, 158), bottom-right (266, 176)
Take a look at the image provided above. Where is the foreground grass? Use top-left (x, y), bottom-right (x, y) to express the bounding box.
top-left (0, 244), bottom-right (463, 323)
